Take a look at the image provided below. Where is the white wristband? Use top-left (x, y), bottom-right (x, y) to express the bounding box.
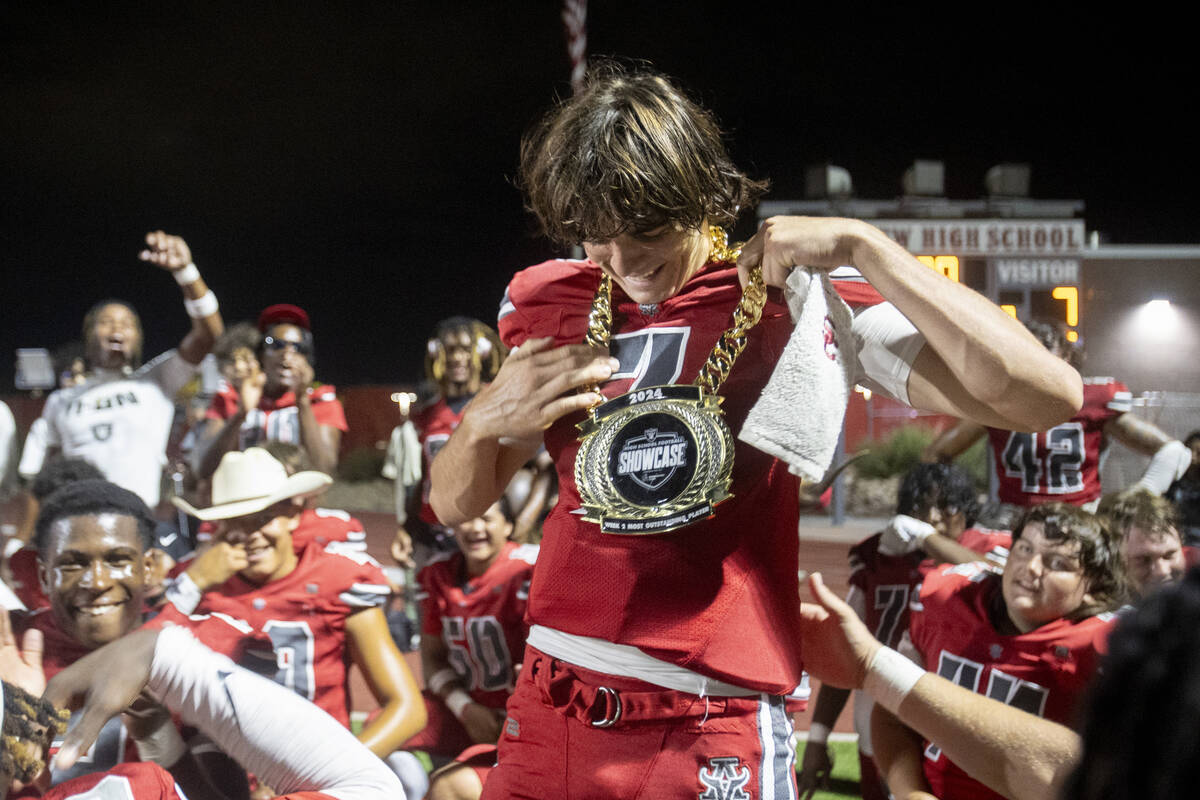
top-left (862, 646), bottom-right (925, 715)
top-left (427, 667), bottom-right (458, 696)
top-left (3, 537), bottom-right (24, 559)
top-left (184, 291), bottom-right (219, 319)
top-left (173, 262), bottom-right (200, 285)
top-left (445, 689), bottom-right (473, 720)
top-left (807, 721), bottom-right (831, 744)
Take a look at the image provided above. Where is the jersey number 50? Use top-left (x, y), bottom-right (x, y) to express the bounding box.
top-left (442, 615), bottom-right (514, 692)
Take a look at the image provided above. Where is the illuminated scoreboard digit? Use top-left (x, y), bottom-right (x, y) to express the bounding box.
top-left (917, 255), bottom-right (960, 282)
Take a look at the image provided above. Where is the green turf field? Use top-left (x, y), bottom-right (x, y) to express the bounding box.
top-left (803, 738), bottom-right (864, 800)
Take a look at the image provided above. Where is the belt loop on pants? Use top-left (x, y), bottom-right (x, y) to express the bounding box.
top-left (589, 686), bottom-right (622, 727)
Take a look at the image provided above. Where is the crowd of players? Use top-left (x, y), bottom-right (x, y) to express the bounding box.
top-left (2, 61), bottom-right (1200, 800)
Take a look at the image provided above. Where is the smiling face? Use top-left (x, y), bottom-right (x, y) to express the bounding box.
top-left (452, 503), bottom-right (513, 576)
top-left (215, 502), bottom-right (300, 585)
top-left (583, 224), bottom-right (712, 306)
top-left (39, 513), bottom-right (149, 650)
top-left (1002, 521), bottom-right (1094, 633)
top-left (85, 303), bottom-right (142, 371)
top-left (439, 329), bottom-right (482, 398)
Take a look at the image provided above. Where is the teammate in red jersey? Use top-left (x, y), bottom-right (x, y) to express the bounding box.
top-left (193, 304), bottom-right (347, 479)
top-left (158, 448), bottom-right (425, 759)
top-left (387, 499), bottom-right (536, 800)
top-left (873, 503), bottom-right (1126, 800)
top-left (429, 64), bottom-right (1082, 798)
top-left (926, 319), bottom-right (1190, 511)
top-left (798, 462), bottom-right (1010, 800)
top-left (1, 620), bottom-right (401, 800)
top-left (388, 317), bottom-right (506, 569)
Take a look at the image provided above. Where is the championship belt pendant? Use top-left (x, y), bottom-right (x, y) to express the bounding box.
top-left (574, 385), bottom-right (734, 534)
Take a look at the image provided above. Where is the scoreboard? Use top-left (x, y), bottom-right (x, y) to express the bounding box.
top-left (878, 220), bottom-right (1087, 342)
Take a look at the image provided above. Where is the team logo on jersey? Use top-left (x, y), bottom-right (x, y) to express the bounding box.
top-left (91, 423), bottom-right (113, 442)
top-left (697, 756), bottom-right (751, 800)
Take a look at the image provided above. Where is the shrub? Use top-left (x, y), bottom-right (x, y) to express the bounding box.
top-left (852, 426), bottom-right (936, 480)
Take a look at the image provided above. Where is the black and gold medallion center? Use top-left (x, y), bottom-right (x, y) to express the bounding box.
top-left (575, 385), bottom-right (733, 534)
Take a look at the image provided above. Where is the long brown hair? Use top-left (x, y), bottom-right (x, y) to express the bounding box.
top-left (518, 61), bottom-right (768, 246)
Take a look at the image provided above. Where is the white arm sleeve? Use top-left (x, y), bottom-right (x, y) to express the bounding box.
top-left (1134, 440), bottom-right (1193, 495)
top-left (148, 626), bottom-right (403, 800)
top-left (852, 302), bottom-right (926, 406)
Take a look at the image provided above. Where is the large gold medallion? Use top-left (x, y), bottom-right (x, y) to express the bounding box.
top-left (573, 226), bottom-right (766, 535)
top-left (575, 385), bottom-right (733, 534)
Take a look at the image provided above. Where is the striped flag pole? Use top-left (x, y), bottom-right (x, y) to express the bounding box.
top-left (562, 0), bottom-right (587, 94)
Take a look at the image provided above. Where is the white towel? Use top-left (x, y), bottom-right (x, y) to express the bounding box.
top-left (739, 268), bottom-right (857, 482)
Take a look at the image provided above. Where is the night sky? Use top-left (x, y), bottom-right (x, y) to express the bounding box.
top-left (2, 3), bottom-right (1195, 391)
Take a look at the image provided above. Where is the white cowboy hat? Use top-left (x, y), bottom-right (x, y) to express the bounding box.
top-left (171, 447), bottom-right (332, 521)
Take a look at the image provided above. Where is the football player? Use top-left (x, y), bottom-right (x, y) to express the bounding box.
top-left (193, 304), bottom-right (347, 479)
top-left (797, 462), bottom-right (1009, 800)
top-left (1099, 487), bottom-right (1186, 599)
top-left (158, 448), bottom-right (425, 759)
top-left (388, 498), bottom-right (537, 800)
top-left (872, 503), bottom-right (1126, 800)
top-left (925, 319), bottom-right (1190, 511)
top-left (389, 317), bottom-right (506, 569)
top-left (17, 479), bottom-right (237, 789)
top-left (430, 64), bottom-right (1082, 798)
top-left (18, 232), bottom-right (223, 509)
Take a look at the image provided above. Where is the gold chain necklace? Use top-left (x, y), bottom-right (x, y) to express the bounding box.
top-left (573, 225), bottom-right (768, 535)
top-left (583, 225), bottom-right (766, 396)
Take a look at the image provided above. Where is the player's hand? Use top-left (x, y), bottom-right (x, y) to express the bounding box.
top-left (796, 741), bottom-right (834, 799)
top-left (798, 572), bottom-right (881, 690)
top-left (460, 702), bottom-right (505, 744)
top-left (186, 541), bottom-right (249, 591)
top-left (877, 514), bottom-right (936, 557)
top-left (391, 526), bottom-right (414, 569)
top-left (737, 216), bottom-right (867, 290)
top-left (139, 230), bottom-right (193, 272)
top-left (460, 337), bottom-right (616, 447)
top-left (236, 364), bottom-right (266, 413)
top-left (0, 608), bottom-right (45, 696)
top-left (45, 629), bottom-right (160, 770)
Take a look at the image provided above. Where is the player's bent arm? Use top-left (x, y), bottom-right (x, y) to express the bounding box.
top-left (431, 337), bottom-right (614, 525)
top-left (870, 704), bottom-right (931, 799)
top-left (920, 533), bottom-right (996, 567)
top-left (345, 606), bottom-right (427, 755)
top-left (192, 416), bottom-right (245, 480)
top-left (843, 222), bottom-right (1081, 430)
top-left (48, 627), bottom-right (402, 799)
top-left (921, 419), bottom-right (987, 463)
top-left (296, 396), bottom-right (341, 474)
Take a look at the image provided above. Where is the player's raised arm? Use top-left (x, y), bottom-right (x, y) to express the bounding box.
top-left (738, 216), bottom-right (1082, 431)
top-left (429, 337), bottom-right (615, 525)
top-left (139, 230), bottom-right (224, 364)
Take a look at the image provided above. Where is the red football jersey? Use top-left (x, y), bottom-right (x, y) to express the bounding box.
top-left (153, 543), bottom-right (390, 726)
top-left (412, 397), bottom-right (470, 526)
top-left (42, 762), bottom-right (337, 800)
top-left (206, 382), bottom-right (349, 450)
top-left (7, 546), bottom-right (48, 609)
top-left (498, 258), bottom-right (880, 693)
top-left (291, 507), bottom-right (367, 553)
top-left (909, 562), bottom-right (1114, 800)
top-left (987, 377), bottom-right (1131, 507)
top-left (848, 528), bottom-right (1013, 649)
top-left (416, 541), bottom-right (538, 709)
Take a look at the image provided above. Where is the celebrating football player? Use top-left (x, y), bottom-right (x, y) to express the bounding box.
top-left (1099, 487), bottom-right (1187, 599)
top-left (157, 448), bottom-right (425, 759)
top-left (387, 499), bottom-right (536, 800)
top-left (18, 231), bottom-right (224, 509)
top-left (798, 462), bottom-right (1011, 800)
top-left (872, 503), bottom-right (1126, 800)
top-left (429, 63), bottom-right (1082, 798)
top-left (924, 319), bottom-right (1190, 512)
